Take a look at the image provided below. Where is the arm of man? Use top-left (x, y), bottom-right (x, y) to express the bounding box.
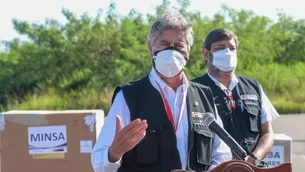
top-left (208, 107), bottom-right (232, 170)
top-left (245, 85), bottom-right (280, 163)
top-left (91, 90), bottom-right (131, 172)
top-left (91, 90), bottom-right (148, 172)
top-left (250, 122), bottom-right (274, 160)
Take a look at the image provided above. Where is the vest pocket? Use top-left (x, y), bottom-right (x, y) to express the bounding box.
top-left (135, 129), bottom-right (159, 165)
top-left (193, 124), bottom-right (214, 165)
top-left (242, 99), bottom-right (260, 132)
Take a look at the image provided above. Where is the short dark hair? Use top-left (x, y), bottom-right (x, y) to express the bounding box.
top-left (203, 28), bottom-right (239, 50)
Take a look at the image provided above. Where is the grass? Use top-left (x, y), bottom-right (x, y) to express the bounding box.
top-left (268, 92), bottom-right (305, 114)
top-left (2, 63), bottom-right (305, 115)
top-left (3, 88), bottom-right (114, 114)
top-left (2, 87), bottom-right (304, 115)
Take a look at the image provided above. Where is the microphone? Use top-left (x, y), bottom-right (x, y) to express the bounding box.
top-left (202, 112), bottom-right (247, 160)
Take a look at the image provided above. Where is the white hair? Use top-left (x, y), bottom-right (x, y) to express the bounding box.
top-left (147, 10), bottom-right (194, 48)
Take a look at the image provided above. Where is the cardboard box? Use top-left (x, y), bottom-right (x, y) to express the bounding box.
top-left (263, 134), bottom-right (292, 167)
top-left (0, 110), bottom-right (104, 172)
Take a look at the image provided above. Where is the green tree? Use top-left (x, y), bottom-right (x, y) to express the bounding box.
top-left (0, 2), bottom-right (304, 114)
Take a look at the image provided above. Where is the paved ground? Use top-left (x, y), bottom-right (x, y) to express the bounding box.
top-left (272, 114), bottom-right (305, 172)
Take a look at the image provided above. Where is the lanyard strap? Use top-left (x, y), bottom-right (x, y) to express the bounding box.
top-left (156, 82), bottom-right (185, 133)
top-left (224, 89), bottom-right (236, 110)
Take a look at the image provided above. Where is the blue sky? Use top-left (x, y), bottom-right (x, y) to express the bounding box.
top-left (0, 0), bottom-right (303, 41)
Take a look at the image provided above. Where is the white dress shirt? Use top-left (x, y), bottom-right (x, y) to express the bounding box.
top-left (91, 68), bottom-right (232, 172)
top-left (206, 70), bottom-right (280, 124)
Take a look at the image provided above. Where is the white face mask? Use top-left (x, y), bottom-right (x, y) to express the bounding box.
top-left (211, 48), bottom-right (237, 72)
top-left (153, 48), bottom-right (187, 78)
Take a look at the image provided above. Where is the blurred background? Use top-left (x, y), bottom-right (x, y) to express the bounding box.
top-left (0, 0), bottom-right (304, 114)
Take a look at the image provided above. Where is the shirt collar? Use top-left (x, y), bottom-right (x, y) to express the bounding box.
top-left (206, 69), bottom-right (239, 91)
top-left (149, 68), bottom-right (189, 93)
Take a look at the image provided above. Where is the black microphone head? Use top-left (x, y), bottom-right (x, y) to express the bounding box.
top-left (203, 112), bottom-right (216, 126)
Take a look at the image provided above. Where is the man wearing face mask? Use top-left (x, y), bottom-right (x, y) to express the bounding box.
top-left (91, 12), bottom-right (232, 172)
top-left (192, 28), bottom-right (280, 166)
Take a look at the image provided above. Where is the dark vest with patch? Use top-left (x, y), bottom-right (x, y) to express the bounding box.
top-left (192, 74), bottom-right (262, 154)
top-left (111, 75), bottom-right (217, 172)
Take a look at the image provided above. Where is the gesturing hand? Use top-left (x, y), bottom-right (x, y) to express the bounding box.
top-left (108, 115), bottom-right (148, 162)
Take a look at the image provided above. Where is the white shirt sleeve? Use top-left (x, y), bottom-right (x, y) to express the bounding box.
top-left (208, 112), bottom-right (232, 170)
top-left (91, 90), bottom-right (131, 172)
top-left (259, 85), bottom-right (280, 124)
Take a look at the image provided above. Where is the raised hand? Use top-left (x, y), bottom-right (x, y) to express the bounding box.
top-left (108, 115), bottom-right (148, 162)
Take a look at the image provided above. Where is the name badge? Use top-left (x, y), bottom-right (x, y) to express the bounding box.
top-left (192, 112), bottom-right (203, 118)
top-left (191, 112), bottom-right (204, 125)
top-left (240, 94), bottom-right (258, 100)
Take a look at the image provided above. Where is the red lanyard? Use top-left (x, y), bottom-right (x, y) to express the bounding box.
top-left (224, 89), bottom-right (236, 110)
top-left (157, 83), bottom-right (184, 133)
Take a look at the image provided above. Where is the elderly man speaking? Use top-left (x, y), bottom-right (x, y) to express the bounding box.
top-left (91, 11), bottom-right (232, 172)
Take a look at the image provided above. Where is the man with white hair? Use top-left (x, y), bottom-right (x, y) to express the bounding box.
top-left (91, 11), bottom-right (232, 172)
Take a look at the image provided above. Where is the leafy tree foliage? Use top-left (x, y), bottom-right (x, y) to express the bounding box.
top-left (0, 0), bottom-right (304, 114)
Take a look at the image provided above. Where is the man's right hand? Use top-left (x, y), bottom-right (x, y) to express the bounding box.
top-left (108, 115), bottom-right (148, 162)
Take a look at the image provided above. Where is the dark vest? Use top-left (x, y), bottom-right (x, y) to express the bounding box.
top-left (111, 75), bottom-right (217, 172)
top-left (192, 74), bottom-right (262, 154)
